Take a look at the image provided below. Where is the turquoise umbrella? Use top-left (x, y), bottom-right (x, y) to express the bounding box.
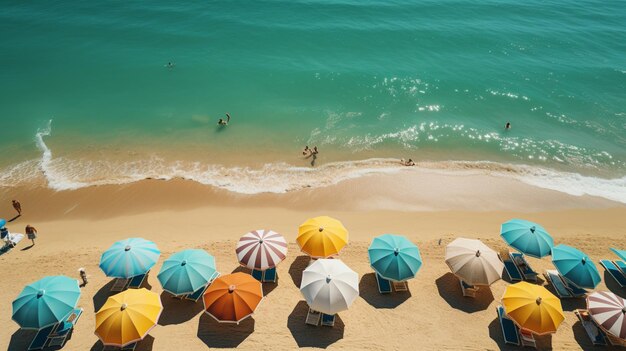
top-left (12, 276), bottom-right (80, 329)
top-left (0, 218), bottom-right (6, 228)
top-left (610, 248), bottom-right (626, 262)
top-left (500, 219), bottom-right (554, 258)
top-left (552, 244), bottom-right (601, 289)
top-left (157, 249), bottom-right (217, 295)
top-left (100, 238), bottom-right (160, 278)
top-left (368, 234), bottom-right (422, 282)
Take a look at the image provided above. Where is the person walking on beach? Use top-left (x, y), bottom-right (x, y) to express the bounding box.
top-left (218, 113), bottom-right (231, 126)
top-left (310, 146), bottom-right (319, 167)
top-left (302, 146), bottom-right (310, 156)
top-left (25, 225), bottom-right (37, 246)
top-left (401, 158), bottom-right (415, 166)
top-left (12, 200), bottom-right (22, 216)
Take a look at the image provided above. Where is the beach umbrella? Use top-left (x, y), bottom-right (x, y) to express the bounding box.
top-left (99, 238), bottom-right (161, 278)
top-left (368, 234), bottom-right (422, 281)
top-left (297, 216), bottom-right (348, 258)
top-left (551, 244), bottom-right (601, 289)
top-left (500, 219), bottom-right (554, 258)
top-left (236, 229), bottom-right (288, 271)
top-left (95, 288), bottom-right (162, 347)
top-left (300, 259), bottom-right (359, 315)
top-left (587, 291), bottom-right (626, 341)
top-left (611, 248), bottom-right (626, 262)
top-left (202, 272), bottom-right (263, 323)
top-left (12, 275), bottom-right (80, 329)
top-left (445, 238), bottom-right (504, 286)
top-left (502, 282), bottom-right (564, 335)
top-left (157, 249), bottom-right (217, 295)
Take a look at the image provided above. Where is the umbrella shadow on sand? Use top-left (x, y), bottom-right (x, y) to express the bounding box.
top-left (571, 320), bottom-right (603, 351)
top-left (197, 313), bottom-right (255, 348)
top-left (90, 335), bottom-right (155, 351)
top-left (604, 271), bottom-right (626, 298)
top-left (92, 280), bottom-right (116, 312)
top-left (287, 300), bottom-right (345, 348)
top-left (288, 255), bottom-right (311, 288)
top-left (157, 292), bottom-right (205, 326)
top-left (8, 329), bottom-right (36, 351)
top-left (435, 272), bottom-right (494, 313)
top-left (359, 273), bottom-right (411, 309)
top-left (488, 317), bottom-right (553, 350)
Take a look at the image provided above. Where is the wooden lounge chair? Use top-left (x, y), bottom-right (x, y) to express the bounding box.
top-left (614, 260), bottom-right (626, 274)
top-left (251, 269), bottom-right (263, 282)
top-left (543, 270), bottom-right (573, 298)
top-left (599, 260), bottom-right (626, 287)
top-left (510, 252), bottom-right (538, 282)
top-left (393, 281), bottom-right (408, 292)
top-left (305, 308), bottom-right (321, 326)
top-left (519, 329), bottom-right (537, 349)
top-left (460, 279), bottom-right (477, 297)
top-left (110, 278), bottom-right (131, 292)
top-left (28, 324), bottom-right (56, 350)
top-left (128, 272), bottom-right (148, 289)
top-left (496, 305), bottom-right (520, 346)
top-left (375, 273), bottom-right (392, 294)
top-left (500, 251), bottom-right (523, 282)
top-left (263, 267), bottom-right (277, 283)
top-left (321, 313), bottom-right (336, 327)
top-left (574, 309), bottom-right (607, 346)
top-left (47, 307), bottom-right (83, 348)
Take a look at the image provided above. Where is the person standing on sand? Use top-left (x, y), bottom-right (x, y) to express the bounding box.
top-left (12, 200), bottom-right (21, 216)
top-left (25, 225), bottom-right (37, 246)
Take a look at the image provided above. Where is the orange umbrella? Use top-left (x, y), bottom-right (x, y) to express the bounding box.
top-left (202, 272), bottom-right (263, 323)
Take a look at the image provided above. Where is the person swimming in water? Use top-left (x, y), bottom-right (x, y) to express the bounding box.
top-left (165, 62), bottom-right (175, 69)
top-left (218, 113), bottom-right (231, 126)
top-left (505, 122), bottom-right (511, 130)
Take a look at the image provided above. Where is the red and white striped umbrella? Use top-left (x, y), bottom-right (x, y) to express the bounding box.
top-left (587, 291), bottom-right (626, 341)
top-left (236, 230), bottom-right (288, 271)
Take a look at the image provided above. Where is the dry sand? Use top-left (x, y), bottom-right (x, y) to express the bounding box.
top-left (0, 172), bottom-right (624, 350)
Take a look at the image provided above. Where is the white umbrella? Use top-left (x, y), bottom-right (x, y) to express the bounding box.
top-left (236, 229), bottom-right (288, 270)
top-left (300, 259), bottom-right (359, 315)
top-left (587, 291), bottom-right (626, 341)
top-left (445, 238), bottom-right (503, 286)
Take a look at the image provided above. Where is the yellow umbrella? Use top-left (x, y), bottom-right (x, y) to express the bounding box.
top-left (502, 282), bottom-right (564, 335)
top-left (95, 288), bottom-right (162, 347)
top-left (297, 216), bottom-right (348, 258)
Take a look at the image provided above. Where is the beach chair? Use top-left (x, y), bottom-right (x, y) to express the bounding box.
top-left (496, 305), bottom-right (520, 346)
top-left (305, 308), bottom-right (321, 326)
top-left (185, 284), bottom-right (209, 302)
top-left (103, 343), bottom-right (137, 351)
top-left (460, 279), bottom-right (477, 297)
top-left (47, 307), bottom-right (83, 348)
top-left (393, 281), bottom-right (408, 292)
top-left (28, 324), bottom-right (56, 350)
top-left (543, 270), bottom-right (573, 298)
top-left (111, 278), bottom-right (131, 292)
top-left (375, 273), bottom-right (392, 294)
top-left (519, 329), bottom-right (537, 349)
top-left (574, 309), bottom-right (607, 346)
top-left (599, 260), bottom-right (626, 287)
top-left (128, 272), bottom-right (148, 289)
top-left (564, 279), bottom-right (587, 297)
top-left (614, 260), bottom-right (626, 274)
top-left (500, 251), bottom-right (523, 282)
top-left (321, 313), bottom-right (336, 327)
top-left (251, 269), bottom-right (263, 281)
top-left (510, 252), bottom-right (538, 282)
top-left (263, 267), bottom-right (277, 283)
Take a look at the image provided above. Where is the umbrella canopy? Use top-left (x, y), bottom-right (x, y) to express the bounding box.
top-left (297, 216), bottom-right (348, 258)
top-left (551, 244), bottom-right (601, 289)
top-left (611, 248), bottom-right (626, 262)
top-left (300, 259), bottom-right (359, 315)
top-left (236, 229), bottom-right (288, 271)
top-left (587, 291), bottom-right (626, 341)
top-left (12, 276), bottom-right (81, 329)
top-left (202, 272), bottom-right (263, 323)
top-left (502, 282), bottom-right (564, 335)
top-left (95, 288), bottom-right (162, 347)
top-left (157, 249), bottom-right (217, 295)
top-left (500, 219), bottom-right (554, 258)
top-left (368, 234), bottom-right (422, 281)
top-left (100, 238), bottom-right (161, 278)
top-left (444, 238), bottom-right (503, 286)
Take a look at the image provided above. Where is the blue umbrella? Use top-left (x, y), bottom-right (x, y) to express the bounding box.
top-left (0, 218), bottom-right (6, 228)
top-left (500, 219), bottom-right (554, 258)
top-left (368, 234), bottom-right (422, 281)
top-left (12, 276), bottom-right (81, 329)
top-left (157, 249), bottom-right (217, 295)
top-left (100, 238), bottom-right (160, 278)
top-left (551, 244), bottom-right (601, 289)
top-left (610, 248), bottom-right (626, 262)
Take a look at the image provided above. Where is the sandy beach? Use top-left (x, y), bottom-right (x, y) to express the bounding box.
top-left (1, 171), bottom-right (624, 351)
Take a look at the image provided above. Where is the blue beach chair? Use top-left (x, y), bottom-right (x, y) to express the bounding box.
top-left (375, 273), bottom-right (392, 294)
top-left (510, 252), bottom-right (538, 282)
top-left (543, 270), bottom-right (573, 298)
top-left (28, 325), bottom-right (55, 351)
top-left (47, 307), bottom-right (83, 348)
top-left (500, 251), bottom-right (523, 282)
top-left (599, 260), bottom-right (626, 288)
top-left (575, 309), bottom-right (607, 346)
top-left (321, 313), bottom-right (336, 327)
top-left (186, 285), bottom-right (209, 302)
top-left (251, 269), bottom-right (263, 281)
top-left (128, 271), bottom-right (148, 289)
top-left (497, 305), bottom-right (520, 346)
top-left (263, 267), bottom-right (277, 283)
top-left (614, 260), bottom-right (626, 274)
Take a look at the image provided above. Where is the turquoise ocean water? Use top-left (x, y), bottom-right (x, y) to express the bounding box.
top-left (0, 1), bottom-right (625, 200)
